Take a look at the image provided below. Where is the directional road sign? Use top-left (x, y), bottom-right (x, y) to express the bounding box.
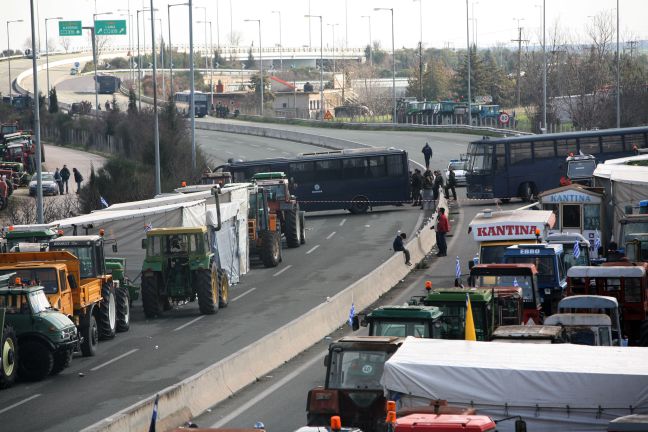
top-left (59, 21), bottom-right (82, 36)
top-left (95, 20), bottom-right (127, 35)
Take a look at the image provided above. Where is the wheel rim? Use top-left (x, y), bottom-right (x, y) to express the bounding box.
top-left (123, 297), bottom-right (130, 324)
top-left (2, 337), bottom-right (15, 377)
top-left (108, 293), bottom-right (116, 330)
top-left (221, 275), bottom-right (229, 303)
top-left (211, 269), bottom-right (218, 303)
top-left (352, 196), bottom-right (369, 212)
top-left (91, 320), bottom-right (99, 346)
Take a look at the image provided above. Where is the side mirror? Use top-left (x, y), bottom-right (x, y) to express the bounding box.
top-left (324, 354), bottom-right (330, 368)
top-left (112, 244), bottom-right (118, 253)
top-left (515, 419), bottom-right (527, 432)
top-left (141, 238), bottom-right (148, 249)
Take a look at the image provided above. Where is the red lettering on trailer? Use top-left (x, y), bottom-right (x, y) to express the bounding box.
top-left (475, 225), bottom-right (539, 238)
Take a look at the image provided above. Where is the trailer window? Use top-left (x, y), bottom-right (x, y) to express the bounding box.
top-left (147, 236), bottom-right (160, 256)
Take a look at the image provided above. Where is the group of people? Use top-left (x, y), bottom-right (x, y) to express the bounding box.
top-left (53, 165), bottom-right (84, 194)
top-left (410, 168), bottom-right (449, 210)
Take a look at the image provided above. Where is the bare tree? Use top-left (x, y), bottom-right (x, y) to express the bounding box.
top-left (6, 195), bottom-right (80, 225)
top-left (47, 38), bottom-right (57, 53)
top-left (60, 37), bottom-right (73, 53)
top-left (23, 37), bottom-right (33, 51)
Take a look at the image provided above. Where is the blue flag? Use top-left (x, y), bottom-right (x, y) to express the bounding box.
top-left (348, 303), bottom-right (355, 327)
top-left (573, 240), bottom-right (581, 259)
top-left (149, 394), bottom-right (159, 432)
top-left (594, 230), bottom-right (601, 251)
top-left (513, 277), bottom-right (519, 287)
top-left (99, 196), bottom-right (109, 208)
top-left (455, 256), bottom-right (461, 279)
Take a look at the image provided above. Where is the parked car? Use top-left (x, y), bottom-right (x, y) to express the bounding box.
top-left (70, 67), bottom-right (79, 75)
top-left (29, 172), bottom-right (59, 196)
top-left (445, 159), bottom-right (468, 186)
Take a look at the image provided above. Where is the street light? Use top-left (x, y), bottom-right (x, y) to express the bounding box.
top-left (616, 0), bottom-right (620, 128)
top-left (305, 14), bottom-right (323, 120)
top-left (196, 6), bottom-right (208, 70)
top-left (465, 0), bottom-right (472, 126)
top-left (6, 19), bottom-right (24, 101)
top-left (44, 16), bottom-right (63, 105)
top-left (413, 0), bottom-right (423, 101)
top-left (360, 15), bottom-right (372, 68)
top-left (244, 19), bottom-right (263, 116)
top-left (374, 7), bottom-right (396, 124)
top-left (93, 11), bottom-right (113, 118)
top-left (327, 23), bottom-right (339, 77)
top-left (136, 7), bottom-right (157, 110)
top-left (197, 20), bottom-right (214, 109)
top-left (156, 18), bottom-right (165, 100)
top-left (167, 3), bottom-right (189, 96)
top-left (189, 0), bottom-right (196, 169)
top-left (271, 11), bottom-right (282, 71)
top-left (149, 0), bottom-right (161, 196)
top-left (28, 1), bottom-right (43, 223)
top-left (117, 8), bottom-right (134, 83)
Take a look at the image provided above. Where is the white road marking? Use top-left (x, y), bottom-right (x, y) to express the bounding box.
top-left (90, 349), bottom-right (139, 371)
top-left (326, 231), bottom-right (336, 240)
top-left (251, 144), bottom-right (259, 147)
top-left (273, 265), bottom-right (293, 277)
top-left (365, 224), bottom-right (371, 228)
top-left (306, 245), bottom-right (320, 254)
top-left (209, 349), bottom-right (327, 428)
top-left (0, 394), bottom-right (41, 415)
top-left (225, 151), bottom-right (233, 155)
top-left (231, 287), bottom-right (257, 302)
top-left (339, 218), bottom-right (347, 226)
top-left (173, 315), bottom-right (206, 332)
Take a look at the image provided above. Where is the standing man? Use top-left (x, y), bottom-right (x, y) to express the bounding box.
top-left (411, 169), bottom-right (423, 206)
top-left (393, 232), bottom-right (412, 266)
top-left (60, 165), bottom-right (70, 194)
top-left (54, 168), bottom-right (63, 195)
top-left (421, 142), bottom-right (433, 169)
top-left (432, 170), bottom-right (444, 212)
top-left (445, 166), bottom-right (457, 201)
top-left (73, 167), bottom-right (84, 194)
top-left (435, 207), bottom-right (450, 257)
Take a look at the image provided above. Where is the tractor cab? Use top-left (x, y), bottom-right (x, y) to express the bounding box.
top-left (3, 225), bottom-right (60, 252)
top-left (49, 235), bottom-right (113, 281)
top-left (251, 172), bottom-right (293, 211)
top-left (564, 153), bottom-right (597, 186)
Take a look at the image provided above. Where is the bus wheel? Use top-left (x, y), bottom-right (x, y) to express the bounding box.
top-left (349, 196), bottom-right (370, 214)
top-left (520, 182), bottom-right (534, 202)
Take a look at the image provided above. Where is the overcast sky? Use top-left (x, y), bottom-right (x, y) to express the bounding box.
top-left (3, 0), bottom-right (647, 53)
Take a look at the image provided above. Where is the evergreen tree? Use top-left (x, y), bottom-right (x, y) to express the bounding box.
top-left (452, 46), bottom-right (489, 101)
top-left (244, 47), bottom-right (255, 70)
top-left (406, 59), bottom-right (451, 101)
top-left (127, 87), bottom-right (137, 115)
top-left (48, 87), bottom-right (59, 113)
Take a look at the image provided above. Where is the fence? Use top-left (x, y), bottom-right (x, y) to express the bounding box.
top-left (42, 124), bottom-right (124, 155)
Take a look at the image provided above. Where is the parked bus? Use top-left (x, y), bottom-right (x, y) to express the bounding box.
top-left (174, 91), bottom-right (208, 117)
top-left (95, 75), bottom-right (121, 94)
top-left (216, 147), bottom-right (411, 213)
top-left (465, 126), bottom-right (648, 202)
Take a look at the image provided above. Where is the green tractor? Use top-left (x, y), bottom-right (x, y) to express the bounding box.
top-left (105, 257), bottom-right (139, 308)
top-left (140, 226), bottom-right (229, 318)
top-left (247, 183), bottom-right (283, 267)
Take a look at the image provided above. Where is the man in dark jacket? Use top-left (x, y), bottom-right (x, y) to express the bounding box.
top-left (60, 165), bottom-right (70, 194)
top-left (432, 171), bottom-right (444, 211)
top-left (445, 167), bottom-right (457, 201)
top-left (393, 232), bottom-right (411, 266)
top-left (73, 167), bottom-right (83, 194)
top-left (421, 143), bottom-right (433, 169)
top-left (411, 169), bottom-right (423, 206)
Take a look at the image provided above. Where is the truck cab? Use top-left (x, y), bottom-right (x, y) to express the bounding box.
top-left (3, 225), bottom-right (59, 252)
top-left (357, 305), bottom-right (444, 338)
top-left (504, 244), bottom-right (566, 315)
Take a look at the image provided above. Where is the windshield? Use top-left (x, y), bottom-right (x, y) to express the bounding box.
top-left (431, 303), bottom-right (487, 341)
top-left (32, 173), bottom-right (54, 182)
top-left (449, 161), bottom-right (466, 171)
top-left (480, 244), bottom-right (511, 264)
top-left (475, 275), bottom-right (534, 301)
top-left (265, 184), bottom-right (287, 201)
top-left (50, 245), bottom-right (95, 278)
top-left (567, 160), bottom-right (596, 178)
top-left (467, 143), bottom-right (493, 173)
top-left (148, 234), bottom-right (201, 256)
top-left (371, 319), bottom-right (430, 338)
top-left (327, 349), bottom-right (389, 390)
top-left (506, 256), bottom-right (558, 286)
top-left (560, 244), bottom-right (590, 271)
top-left (6, 235), bottom-right (55, 251)
top-left (29, 290), bottom-right (52, 313)
top-left (0, 268), bottom-right (58, 294)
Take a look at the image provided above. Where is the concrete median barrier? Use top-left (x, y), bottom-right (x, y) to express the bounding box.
top-left (83, 197), bottom-right (447, 432)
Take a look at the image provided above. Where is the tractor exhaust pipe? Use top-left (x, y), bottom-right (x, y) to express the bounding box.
top-left (211, 186), bottom-right (222, 232)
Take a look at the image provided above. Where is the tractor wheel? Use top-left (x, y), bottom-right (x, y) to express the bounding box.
top-left (299, 211), bottom-right (306, 245)
top-left (116, 286), bottom-right (130, 332)
top-left (260, 230), bottom-right (281, 268)
top-left (51, 349), bottom-right (73, 375)
top-left (640, 321), bottom-right (648, 347)
top-left (98, 284), bottom-right (117, 340)
top-left (142, 275), bottom-right (163, 318)
top-left (197, 269), bottom-right (218, 315)
top-left (285, 206), bottom-right (301, 248)
top-left (18, 340), bottom-right (53, 382)
top-left (0, 325), bottom-right (18, 389)
top-left (80, 314), bottom-right (98, 357)
top-left (349, 195), bottom-right (370, 214)
top-left (218, 269), bottom-right (229, 308)
top-left (5, 180), bottom-right (13, 196)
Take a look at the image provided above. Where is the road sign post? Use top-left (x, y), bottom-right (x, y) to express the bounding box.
top-left (58, 21), bottom-right (82, 36)
top-left (95, 20), bottom-right (127, 35)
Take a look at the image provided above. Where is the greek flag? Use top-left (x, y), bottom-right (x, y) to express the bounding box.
top-left (573, 240), bottom-right (581, 259)
top-left (148, 394), bottom-right (159, 432)
top-left (455, 256), bottom-right (461, 279)
top-left (99, 196), bottom-right (109, 208)
top-left (513, 277), bottom-right (520, 287)
top-left (348, 303), bottom-right (355, 327)
top-left (144, 223), bottom-right (153, 232)
top-left (594, 230), bottom-right (601, 251)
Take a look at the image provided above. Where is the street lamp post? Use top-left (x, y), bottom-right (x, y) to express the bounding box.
top-left (168, 3), bottom-right (189, 97)
top-left (615, 0), bottom-right (620, 128)
top-left (272, 11), bottom-right (282, 71)
top-left (244, 19), bottom-right (263, 116)
top-left (6, 19), bottom-right (24, 101)
top-left (327, 23), bottom-right (339, 77)
top-left (374, 8), bottom-right (396, 124)
top-left (155, 18), bottom-right (165, 101)
top-left (149, 0), bottom-right (161, 196)
top-left (117, 7), bottom-right (134, 83)
top-left (542, 0), bottom-right (547, 132)
top-left (28, 1), bottom-right (43, 223)
top-left (136, 7), bottom-right (156, 111)
top-left (189, 0), bottom-right (196, 169)
top-left (44, 17), bottom-right (63, 105)
top-left (197, 20), bottom-right (213, 110)
top-left (466, 0), bottom-right (472, 126)
top-left (413, 0), bottom-right (423, 101)
top-left (360, 15), bottom-right (372, 68)
top-left (93, 11), bottom-right (113, 118)
top-left (196, 6), bottom-right (207, 71)
top-left (305, 14), bottom-right (323, 120)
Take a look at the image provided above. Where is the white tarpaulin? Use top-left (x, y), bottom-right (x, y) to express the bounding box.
top-left (381, 338), bottom-right (648, 432)
top-left (103, 191), bottom-right (214, 211)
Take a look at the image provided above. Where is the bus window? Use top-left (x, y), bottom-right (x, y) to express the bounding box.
top-left (386, 154), bottom-right (405, 177)
top-left (367, 156), bottom-right (386, 178)
top-left (556, 139), bottom-right (578, 157)
top-left (343, 158), bottom-right (368, 180)
top-left (315, 159), bottom-right (342, 180)
top-left (509, 143), bottom-right (532, 165)
top-left (467, 143), bottom-right (493, 172)
top-left (562, 204), bottom-right (581, 229)
top-left (494, 144), bottom-right (506, 173)
top-left (533, 141), bottom-right (556, 159)
top-left (291, 161), bottom-right (315, 183)
top-left (578, 137), bottom-right (601, 154)
top-left (601, 135), bottom-right (623, 153)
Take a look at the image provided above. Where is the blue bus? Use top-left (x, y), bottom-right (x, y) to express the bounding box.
top-left (216, 147), bottom-right (411, 213)
top-left (174, 91), bottom-right (208, 117)
top-left (465, 126), bottom-right (648, 201)
top-left (95, 75), bottom-right (121, 94)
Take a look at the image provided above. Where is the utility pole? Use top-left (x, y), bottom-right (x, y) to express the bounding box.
top-left (466, 0), bottom-right (471, 125)
top-left (627, 40), bottom-right (638, 57)
top-left (511, 21), bottom-right (528, 108)
top-left (29, 0), bottom-right (43, 223)
top-left (150, 0), bottom-right (161, 196)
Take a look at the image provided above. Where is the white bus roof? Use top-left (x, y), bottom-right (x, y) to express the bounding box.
top-left (469, 209), bottom-right (556, 242)
top-left (567, 266), bottom-right (646, 278)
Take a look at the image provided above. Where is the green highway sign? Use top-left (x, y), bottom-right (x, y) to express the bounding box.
top-left (59, 21), bottom-right (82, 36)
top-left (95, 20), bottom-right (127, 35)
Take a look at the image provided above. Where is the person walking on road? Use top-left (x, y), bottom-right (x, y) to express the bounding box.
top-left (73, 168), bottom-right (84, 194)
top-left (54, 168), bottom-right (63, 194)
top-left (435, 207), bottom-right (450, 257)
top-left (421, 170), bottom-right (434, 210)
top-left (421, 142), bottom-right (433, 169)
top-left (445, 166), bottom-right (457, 201)
top-left (393, 232), bottom-right (412, 266)
top-left (60, 165), bottom-right (70, 194)
top-left (411, 169), bottom-right (423, 206)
